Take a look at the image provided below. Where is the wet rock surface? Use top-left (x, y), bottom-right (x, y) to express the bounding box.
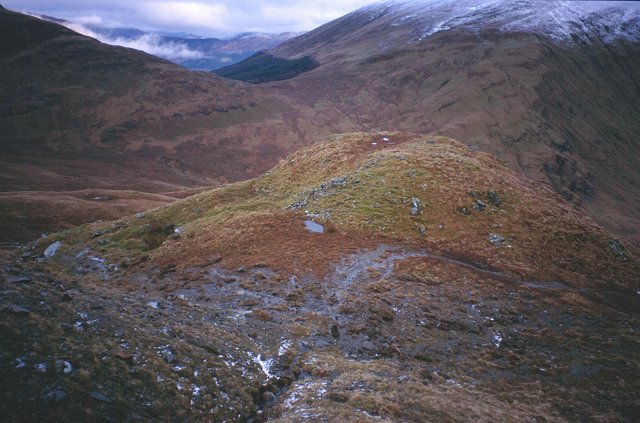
top-left (3, 240), bottom-right (639, 422)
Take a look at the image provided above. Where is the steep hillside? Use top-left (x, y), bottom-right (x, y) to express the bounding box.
top-left (224, 0), bottom-right (640, 244)
top-left (3, 133), bottom-right (638, 421)
top-left (0, 8), bottom-right (355, 241)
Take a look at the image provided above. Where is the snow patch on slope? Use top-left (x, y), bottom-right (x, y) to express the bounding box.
top-left (366, 0), bottom-right (640, 43)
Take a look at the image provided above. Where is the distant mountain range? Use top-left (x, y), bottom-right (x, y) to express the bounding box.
top-left (27, 12), bottom-right (298, 70)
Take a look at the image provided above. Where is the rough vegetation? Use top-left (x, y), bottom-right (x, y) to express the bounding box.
top-left (214, 52), bottom-right (319, 83)
top-left (2, 133), bottom-right (639, 422)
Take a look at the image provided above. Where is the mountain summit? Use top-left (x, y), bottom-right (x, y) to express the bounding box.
top-left (363, 0), bottom-right (640, 42)
top-left (219, 0), bottom-right (640, 245)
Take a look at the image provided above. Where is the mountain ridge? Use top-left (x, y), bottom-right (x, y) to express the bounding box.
top-left (2, 132), bottom-right (638, 421)
top-left (222, 0), bottom-right (640, 244)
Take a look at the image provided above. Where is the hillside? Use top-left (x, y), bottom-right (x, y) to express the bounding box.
top-left (0, 8), bottom-right (355, 242)
top-left (2, 133), bottom-right (638, 421)
top-left (222, 0), bottom-right (640, 245)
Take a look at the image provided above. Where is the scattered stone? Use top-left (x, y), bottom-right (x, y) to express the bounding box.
top-left (410, 197), bottom-right (422, 216)
top-left (34, 363), bottom-right (47, 373)
top-left (15, 357), bottom-right (26, 369)
top-left (89, 391), bottom-right (112, 403)
top-left (44, 241), bottom-right (62, 258)
top-left (473, 199), bottom-right (486, 212)
top-left (437, 223), bottom-right (445, 230)
top-left (607, 240), bottom-right (628, 260)
top-left (174, 227), bottom-right (184, 235)
top-left (304, 220), bottom-right (324, 233)
top-left (418, 225), bottom-right (427, 235)
top-left (8, 275), bottom-right (32, 283)
top-left (55, 360), bottom-right (73, 374)
top-left (20, 252), bottom-right (32, 261)
top-left (135, 212), bottom-right (146, 219)
top-left (192, 207), bottom-right (203, 214)
top-left (172, 365), bottom-right (187, 373)
top-left (92, 230), bottom-right (110, 238)
top-left (237, 266), bottom-right (246, 273)
top-left (487, 190), bottom-right (502, 206)
top-left (456, 206), bottom-right (471, 216)
top-left (407, 169), bottom-right (418, 177)
top-left (468, 190), bottom-right (481, 198)
top-left (45, 388), bottom-right (67, 401)
top-left (7, 304), bottom-right (31, 315)
top-left (488, 233), bottom-right (506, 246)
top-left (158, 346), bottom-right (175, 363)
top-left (287, 197), bottom-right (308, 210)
top-left (147, 301), bottom-right (160, 309)
top-left (361, 341), bottom-right (375, 351)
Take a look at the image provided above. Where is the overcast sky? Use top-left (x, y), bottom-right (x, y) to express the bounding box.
top-left (4, 0), bottom-right (376, 37)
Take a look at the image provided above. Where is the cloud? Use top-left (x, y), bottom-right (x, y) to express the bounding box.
top-left (62, 21), bottom-right (205, 60)
top-left (136, 1), bottom-right (229, 32)
top-left (74, 15), bottom-right (105, 26)
top-left (4, 0), bottom-right (375, 36)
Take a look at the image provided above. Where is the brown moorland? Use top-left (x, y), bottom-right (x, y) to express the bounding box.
top-left (2, 133), bottom-right (637, 422)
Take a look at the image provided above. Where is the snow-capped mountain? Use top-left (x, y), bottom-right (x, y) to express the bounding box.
top-left (362, 0), bottom-right (640, 43)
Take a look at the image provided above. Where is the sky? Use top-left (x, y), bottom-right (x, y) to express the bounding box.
top-left (3, 0), bottom-right (376, 37)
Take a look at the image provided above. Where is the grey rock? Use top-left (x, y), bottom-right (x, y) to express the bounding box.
top-left (45, 388), bottom-right (67, 401)
top-left (90, 391), bottom-right (112, 403)
top-left (488, 233), bottom-right (506, 246)
top-left (361, 341), bottom-right (375, 350)
top-left (55, 360), bottom-right (73, 374)
top-left (158, 345), bottom-right (176, 363)
top-left (456, 206), bottom-right (471, 216)
top-left (44, 241), bottom-right (62, 258)
top-left (608, 240), bottom-right (628, 260)
top-left (304, 220), bottom-right (324, 234)
top-left (487, 191), bottom-right (502, 206)
top-left (473, 199), bottom-right (486, 212)
top-left (8, 275), bottom-right (32, 283)
top-left (34, 363), bottom-right (47, 373)
top-left (7, 304), bottom-right (30, 314)
top-left (410, 197), bottom-right (422, 216)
